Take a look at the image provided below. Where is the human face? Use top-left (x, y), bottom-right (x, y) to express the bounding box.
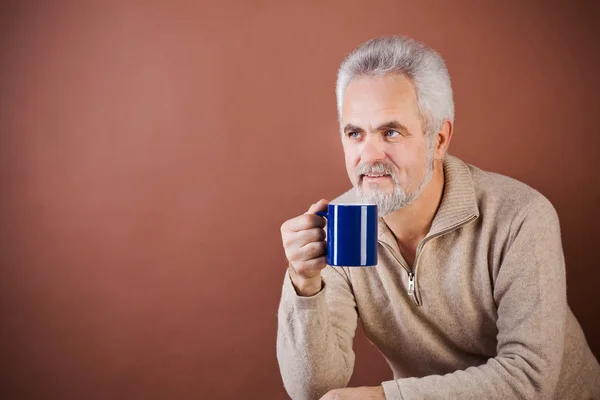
top-left (340, 74), bottom-right (434, 215)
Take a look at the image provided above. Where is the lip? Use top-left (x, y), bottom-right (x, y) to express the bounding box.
top-left (362, 174), bottom-right (391, 181)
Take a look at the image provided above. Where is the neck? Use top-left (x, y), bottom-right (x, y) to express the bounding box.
top-left (383, 160), bottom-right (445, 246)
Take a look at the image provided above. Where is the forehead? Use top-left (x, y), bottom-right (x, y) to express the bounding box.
top-left (341, 74), bottom-right (421, 128)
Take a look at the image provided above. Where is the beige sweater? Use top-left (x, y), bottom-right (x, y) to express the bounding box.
top-left (276, 155), bottom-right (600, 400)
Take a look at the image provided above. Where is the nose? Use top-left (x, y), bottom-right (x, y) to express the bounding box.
top-left (360, 136), bottom-right (386, 164)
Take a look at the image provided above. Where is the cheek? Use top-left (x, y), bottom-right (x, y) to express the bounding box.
top-left (343, 145), bottom-right (361, 180)
top-left (388, 145), bottom-right (423, 170)
top-left (385, 152), bottom-right (405, 170)
top-left (385, 153), bottom-right (413, 182)
top-left (344, 154), bottom-right (357, 178)
top-left (342, 140), bottom-right (358, 160)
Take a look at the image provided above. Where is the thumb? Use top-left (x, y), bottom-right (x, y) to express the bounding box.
top-left (305, 199), bottom-right (329, 215)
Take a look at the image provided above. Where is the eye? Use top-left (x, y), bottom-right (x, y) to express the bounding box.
top-left (385, 130), bottom-right (400, 137)
top-left (347, 131), bottom-right (361, 139)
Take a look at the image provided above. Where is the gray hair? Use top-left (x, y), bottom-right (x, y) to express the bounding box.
top-left (336, 36), bottom-right (454, 138)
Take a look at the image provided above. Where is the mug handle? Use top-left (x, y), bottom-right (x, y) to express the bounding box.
top-left (315, 211), bottom-right (328, 219)
top-left (315, 211), bottom-right (328, 256)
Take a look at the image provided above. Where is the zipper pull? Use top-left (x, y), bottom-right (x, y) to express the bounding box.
top-left (408, 272), bottom-right (415, 296)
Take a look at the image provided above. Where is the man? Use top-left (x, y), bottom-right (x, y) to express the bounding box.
top-left (276, 36), bottom-right (600, 399)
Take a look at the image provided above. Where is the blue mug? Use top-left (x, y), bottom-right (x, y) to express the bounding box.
top-left (316, 203), bottom-right (378, 267)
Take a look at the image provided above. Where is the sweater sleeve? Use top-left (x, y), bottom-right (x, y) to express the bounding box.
top-left (276, 265), bottom-right (358, 400)
top-left (382, 195), bottom-right (567, 400)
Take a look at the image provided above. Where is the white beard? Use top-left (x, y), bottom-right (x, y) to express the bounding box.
top-left (355, 145), bottom-right (435, 216)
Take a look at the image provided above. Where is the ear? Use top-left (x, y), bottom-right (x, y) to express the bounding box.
top-left (433, 120), bottom-right (453, 161)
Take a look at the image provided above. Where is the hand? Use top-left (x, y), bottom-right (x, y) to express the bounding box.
top-left (320, 386), bottom-right (385, 400)
top-left (280, 199), bottom-right (329, 296)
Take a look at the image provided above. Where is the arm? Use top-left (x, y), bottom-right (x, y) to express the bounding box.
top-left (382, 196), bottom-right (567, 399)
top-left (277, 265), bottom-right (358, 400)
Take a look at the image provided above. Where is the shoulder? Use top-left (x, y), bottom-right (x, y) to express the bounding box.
top-left (465, 161), bottom-right (557, 224)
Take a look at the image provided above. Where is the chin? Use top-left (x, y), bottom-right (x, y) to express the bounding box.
top-left (357, 187), bottom-right (387, 200)
top-left (361, 184), bottom-right (392, 196)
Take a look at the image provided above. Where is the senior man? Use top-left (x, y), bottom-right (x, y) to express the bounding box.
top-left (276, 36), bottom-right (600, 399)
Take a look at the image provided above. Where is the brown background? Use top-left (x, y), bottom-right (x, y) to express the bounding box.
top-left (1, 1), bottom-right (599, 399)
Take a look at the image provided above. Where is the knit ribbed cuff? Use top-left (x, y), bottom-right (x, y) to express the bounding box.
top-left (282, 269), bottom-right (326, 310)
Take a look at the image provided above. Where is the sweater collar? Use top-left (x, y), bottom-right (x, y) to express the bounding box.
top-left (426, 154), bottom-right (479, 237)
top-left (376, 154), bottom-right (479, 244)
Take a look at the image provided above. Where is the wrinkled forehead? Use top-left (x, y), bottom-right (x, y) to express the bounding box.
top-left (340, 74), bottom-right (421, 131)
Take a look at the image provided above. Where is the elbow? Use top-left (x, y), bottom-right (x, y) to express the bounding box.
top-left (281, 370), bottom-right (351, 400)
top-left (496, 352), bottom-right (561, 398)
top-left (277, 345), bottom-right (353, 400)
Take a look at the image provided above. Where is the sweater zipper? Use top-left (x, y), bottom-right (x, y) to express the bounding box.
top-left (379, 240), bottom-right (420, 306)
top-left (407, 272), bottom-right (415, 297)
top-left (379, 214), bottom-right (478, 307)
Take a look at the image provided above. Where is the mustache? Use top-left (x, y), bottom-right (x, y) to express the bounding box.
top-left (355, 161), bottom-right (396, 177)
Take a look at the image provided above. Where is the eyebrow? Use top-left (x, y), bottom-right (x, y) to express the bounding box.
top-left (343, 120), bottom-right (410, 134)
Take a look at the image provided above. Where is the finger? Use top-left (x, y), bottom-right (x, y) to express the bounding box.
top-left (299, 227), bottom-right (326, 244)
top-left (298, 256), bottom-right (327, 273)
top-left (283, 214), bottom-right (326, 232)
top-left (286, 241), bottom-right (326, 263)
top-left (283, 228), bottom-right (326, 248)
top-left (298, 241), bottom-right (327, 261)
top-left (305, 199), bottom-right (329, 215)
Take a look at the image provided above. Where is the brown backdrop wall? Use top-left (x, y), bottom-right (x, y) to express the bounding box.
top-left (1, 1), bottom-right (599, 399)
